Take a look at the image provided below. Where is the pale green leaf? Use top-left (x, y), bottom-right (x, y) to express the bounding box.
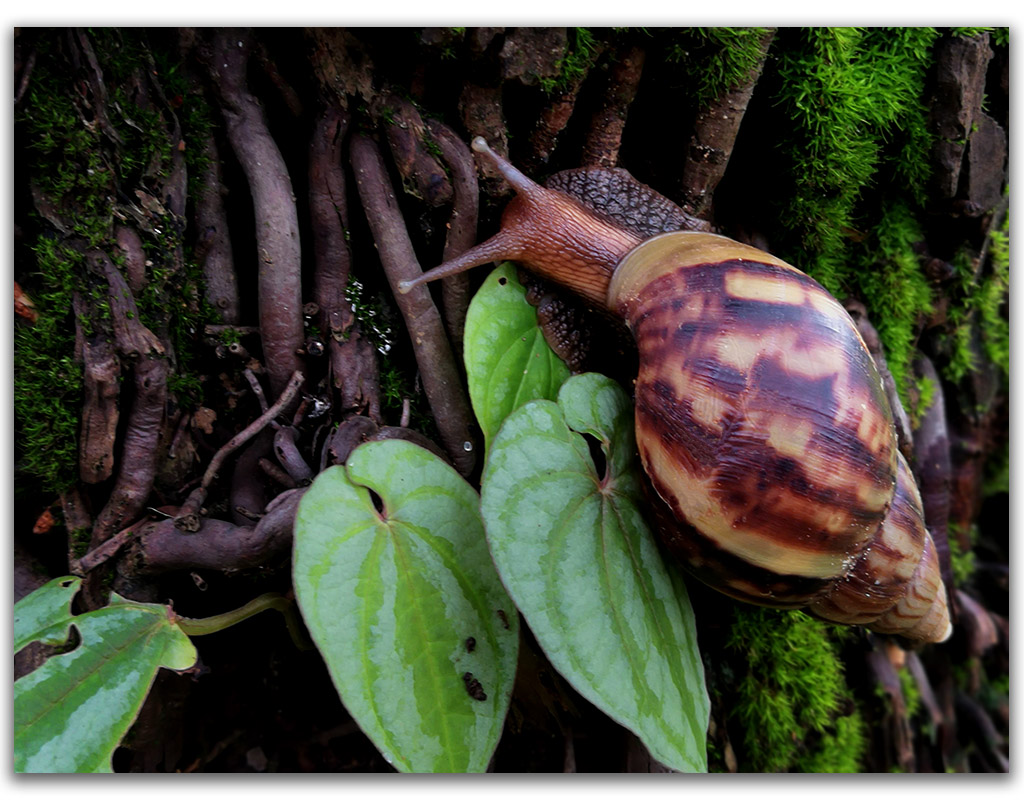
top-left (14, 585), bottom-right (197, 773)
top-left (292, 439), bottom-right (519, 773)
top-left (464, 262), bottom-right (570, 449)
top-left (480, 373), bottom-right (710, 772)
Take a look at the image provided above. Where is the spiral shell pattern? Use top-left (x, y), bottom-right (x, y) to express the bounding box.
top-left (609, 232), bottom-right (950, 642)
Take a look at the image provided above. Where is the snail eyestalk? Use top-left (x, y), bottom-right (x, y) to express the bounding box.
top-left (401, 136), bottom-right (641, 305)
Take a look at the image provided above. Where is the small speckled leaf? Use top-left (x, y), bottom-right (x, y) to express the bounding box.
top-left (14, 587), bottom-right (197, 773)
top-left (463, 262), bottom-right (570, 449)
top-left (481, 373), bottom-right (710, 772)
top-left (292, 439), bottom-right (519, 773)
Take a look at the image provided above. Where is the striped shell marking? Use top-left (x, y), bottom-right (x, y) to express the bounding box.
top-left (809, 450), bottom-right (951, 642)
top-left (610, 233), bottom-right (898, 608)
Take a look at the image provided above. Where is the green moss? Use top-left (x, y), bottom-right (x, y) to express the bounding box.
top-left (769, 28), bottom-right (941, 406)
top-left (855, 201), bottom-right (934, 407)
top-left (912, 374), bottom-right (936, 430)
top-left (773, 27), bottom-right (940, 288)
top-left (983, 442), bottom-right (1009, 497)
top-left (15, 30), bottom-right (213, 490)
top-left (793, 711), bottom-right (866, 773)
top-left (666, 27), bottom-right (773, 110)
top-left (949, 27), bottom-right (995, 39)
top-left (725, 607), bottom-right (865, 772)
top-left (898, 664), bottom-right (922, 719)
top-left (941, 211), bottom-right (1009, 386)
top-left (948, 524), bottom-right (978, 587)
top-left (539, 28), bottom-right (597, 95)
top-left (978, 214), bottom-right (1009, 377)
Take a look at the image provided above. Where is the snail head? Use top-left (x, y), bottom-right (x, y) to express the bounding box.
top-left (398, 137), bottom-right (642, 308)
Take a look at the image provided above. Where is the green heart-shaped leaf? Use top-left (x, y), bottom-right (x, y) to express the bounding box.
top-left (14, 582), bottom-right (197, 773)
top-left (464, 262), bottom-right (570, 450)
top-left (292, 439), bottom-right (519, 773)
top-left (481, 373), bottom-right (710, 772)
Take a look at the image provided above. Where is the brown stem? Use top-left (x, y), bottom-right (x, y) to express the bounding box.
top-left (678, 29), bottom-right (776, 218)
top-left (15, 44), bottom-right (36, 105)
top-left (90, 250), bottom-right (164, 359)
top-left (580, 44), bottom-right (646, 168)
top-left (425, 119), bottom-right (479, 352)
top-left (350, 134), bottom-right (477, 476)
top-left (70, 28), bottom-right (124, 147)
top-left (201, 28), bottom-right (305, 402)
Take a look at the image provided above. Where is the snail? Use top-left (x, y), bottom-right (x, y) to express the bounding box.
top-left (399, 137), bottom-right (952, 644)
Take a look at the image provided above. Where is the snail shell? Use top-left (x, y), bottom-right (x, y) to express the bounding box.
top-left (403, 137), bottom-right (952, 644)
top-left (612, 232), bottom-right (950, 642)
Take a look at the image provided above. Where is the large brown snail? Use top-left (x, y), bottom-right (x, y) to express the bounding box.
top-left (399, 137), bottom-right (952, 644)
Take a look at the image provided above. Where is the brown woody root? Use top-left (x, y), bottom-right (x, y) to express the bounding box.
top-left (202, 28), bottom-right (305, 402)
top-left (350, 134), bottom-right (477, 477)
top-left (377, 94), bottom-right (453, 207)
top-left (122, 488), bottom-right (305, 577)
top-left (459, 82), bottom-right (510, 197)
top-left (524, 40), bottom-right (605, 173)
top-left (323, 414), bottom-right (451, 469)
top-left (580, 44), bottom-right (646, 168)
top-left (77, 324), bottom-right (120, 485)
top-left (678, 28), bottom-right (776, 218)
top-left (912, 354), bottom-right (954, 598)
top-left (87, 250), bottom-right (169, 550)
top-left (426, 118), bottom-right (480, 353)
top-left (308, 105), bottom-right (381, 420)
top-left (194, 132), bottom-right (241, 323)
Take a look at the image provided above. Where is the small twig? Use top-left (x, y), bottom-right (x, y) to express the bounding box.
top-left (400, 398), bottom-right (411, 428)
top-left (74, 518), bottom-right (149, 574)
top-left (175, 371), bottom-right (304, 530)
top-left (204, 324), bottom-right (261, 337)
top-left (290, 395), bottom-right (311, 428)
top-left (243, 367), bottom-right (270, 415)
top-left (206, 372), bottom-right (302, 489)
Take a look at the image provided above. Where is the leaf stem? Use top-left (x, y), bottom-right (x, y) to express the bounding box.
top-left (175, 592), bottom-right (312, 650)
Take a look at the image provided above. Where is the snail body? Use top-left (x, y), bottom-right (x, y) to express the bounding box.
top-left (401, 138), bottom-right (951, 643)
